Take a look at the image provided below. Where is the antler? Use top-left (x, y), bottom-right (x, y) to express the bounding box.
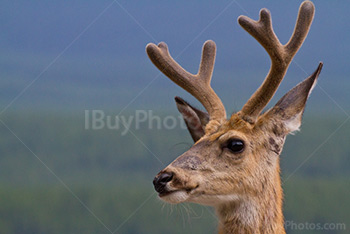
top-left (146, 40), bottom-right (226, 122)
top-left (237, 1), bottom-right (315, 123)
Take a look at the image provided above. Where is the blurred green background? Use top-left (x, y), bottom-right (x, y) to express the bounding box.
top-left (0, 0), bottom-right (349, 233)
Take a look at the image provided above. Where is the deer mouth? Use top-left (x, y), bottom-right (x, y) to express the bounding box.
top-left (158, 190), bottom-right (177, 197)
top-left (158, 187), bottom-right (194, 197)
top-left (157, 185), bottom-right (199, 204)
top-left (157, 189), bottom-right (192, 204)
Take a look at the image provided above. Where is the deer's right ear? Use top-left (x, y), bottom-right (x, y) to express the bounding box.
top-left (175, 96), bottom-right (209, 142)
top-left (264, 63), bottom-right (323, 135)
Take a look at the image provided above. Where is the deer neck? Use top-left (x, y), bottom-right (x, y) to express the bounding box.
top-left (216, 165), bottom-right (285, 234)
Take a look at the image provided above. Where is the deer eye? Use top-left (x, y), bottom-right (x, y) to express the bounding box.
top-left (226, 139), bottom-right (244, 153)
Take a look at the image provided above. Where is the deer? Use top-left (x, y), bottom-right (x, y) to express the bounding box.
top-left (146, 1), bottom-right (322, 233)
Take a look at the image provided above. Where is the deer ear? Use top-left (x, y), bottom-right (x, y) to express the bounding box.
top-left (175, 96), bottom-right (209, 142)
top-left (268, 63), bottom-right (323, 134)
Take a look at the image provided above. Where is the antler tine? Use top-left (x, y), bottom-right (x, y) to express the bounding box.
top-left (285, 1), bottom-right (316, 59)
top-left (198, 40), bottom-right (216, 84)
top-left (237, 1), bottom-right (315, 123)
top-left (146, 40), bottom-right (226, 122)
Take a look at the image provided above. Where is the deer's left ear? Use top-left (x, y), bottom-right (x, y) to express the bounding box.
top-left (175, 96), bottom-right (209, 142)
top-left (265, 63), bottom-right (323, 135)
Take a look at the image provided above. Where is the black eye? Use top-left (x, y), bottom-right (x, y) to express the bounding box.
top-left (226, 139), bottom-right (244, 153)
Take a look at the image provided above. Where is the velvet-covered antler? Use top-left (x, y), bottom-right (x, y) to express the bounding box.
top-left (237, 1), bottom-right (315, 123)
top-left (146, 40), bottom-right (226, 122)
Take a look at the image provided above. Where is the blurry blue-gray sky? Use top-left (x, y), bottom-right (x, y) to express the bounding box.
top-left (1, 0), bottom-right (349, 114)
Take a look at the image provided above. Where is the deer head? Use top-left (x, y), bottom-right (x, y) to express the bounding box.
top-left (146, 1), bottom-right (322, 232)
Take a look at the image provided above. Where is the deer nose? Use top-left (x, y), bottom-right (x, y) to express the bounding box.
top-left (153, 172), bottom-right (173, 193)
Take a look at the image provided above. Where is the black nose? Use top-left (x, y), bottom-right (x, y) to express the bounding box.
top-left (153, 172), bottom-right (173, 193)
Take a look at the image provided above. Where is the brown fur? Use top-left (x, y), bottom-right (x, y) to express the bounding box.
top-left (147, 1), bottom-right (322, 233)
top-left (162, 114), bottom-right (288, 233)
